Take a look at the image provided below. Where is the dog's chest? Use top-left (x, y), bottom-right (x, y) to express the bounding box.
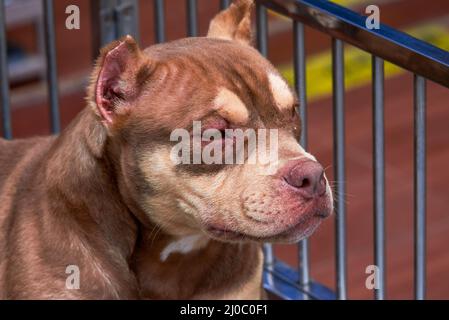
top-left (133, 235), bottom-right (264, 300)
top-left (192, 247), bottom-right (264, 300)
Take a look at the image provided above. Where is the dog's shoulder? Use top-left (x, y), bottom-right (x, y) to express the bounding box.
top-left (0, 136), bottom-right (54, 187)
top-left (0, 136), bottom-right (54, 234)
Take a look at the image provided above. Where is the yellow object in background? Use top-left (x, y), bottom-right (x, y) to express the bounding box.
top-left (331, 0), bottom-right (372, 7)
top-left (279, 24), bottom-right (449, 102)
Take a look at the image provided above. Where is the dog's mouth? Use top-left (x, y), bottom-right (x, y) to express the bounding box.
top-left (204, 209), bottom-right (327, 243)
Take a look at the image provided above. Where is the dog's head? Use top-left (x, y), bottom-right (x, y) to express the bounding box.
top-left (89, 0), bottom-right (333, 243)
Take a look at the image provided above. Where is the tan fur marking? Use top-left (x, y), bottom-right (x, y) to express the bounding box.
top-left (214, 88), bottom-right (249, 124)
top-left (268, 72), bottom-right (295, 111)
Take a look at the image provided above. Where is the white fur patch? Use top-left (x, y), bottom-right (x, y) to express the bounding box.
top-left (214, 88), bottom-right (249, 124)
top-left (268, 72), bottom-right (294, 111)
top-left (160, 234), bottom-right (209, 262)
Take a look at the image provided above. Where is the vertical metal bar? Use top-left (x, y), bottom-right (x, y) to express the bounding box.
top-left (43, 0), bottom-right (60, 134)
top-left (294, 21), bottom-right (310, 287)
top-left (115, 0), bottom-right (140, 43)
top-left (98, 0), bottom-right (117, 47)
top-left (372, 56), bottom-right (386, 300)
top-left (332, 38), bottom-right (347, 300)
top-left (0, 0), bottom-right (12, 139)
top-left (256, 2), bottom-right (268, 57)
top-left (220, 0), bottom-right (231, 10)
top-left (186, 0), bottom-right (198, 37)
top-left (294, 23), bottom-right (307, 148)
top-left (154, 0), bottom-right (165, 43)
top-left (90, 1), bottom-right (102, 60)
top-left (414, 74), bottom-right (427, 300)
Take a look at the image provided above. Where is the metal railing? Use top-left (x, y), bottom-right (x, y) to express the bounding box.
top-left (257, 0), bottom-right (449, 300)
top-left (1, 0), bottom-right (448, 300)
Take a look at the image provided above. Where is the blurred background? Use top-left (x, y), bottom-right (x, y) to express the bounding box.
top-left (1, 0), bottom-right (449, 299)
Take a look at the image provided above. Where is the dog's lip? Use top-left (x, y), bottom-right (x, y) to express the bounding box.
top-left (204, 210), bottom-right (326, 242)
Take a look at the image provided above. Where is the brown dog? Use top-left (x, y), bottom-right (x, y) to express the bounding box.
top-left (0, 0), bottom-right (332, 299)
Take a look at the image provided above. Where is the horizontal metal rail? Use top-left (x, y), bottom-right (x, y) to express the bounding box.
top-left (257, 0), bottom-right (449, 89)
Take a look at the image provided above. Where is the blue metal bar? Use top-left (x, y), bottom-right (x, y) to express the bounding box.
top-left (256, 2), bottom-right (268, 57)
top-left (186, 0), bottom-right (198, 37)
top-left (294, 22), bottom-right (307, 148)
top-left (96, 0), bottom-right (139, 48)
top-left (0, 0), bottom-right (11, 139)
top-left (115, 0), bottom-right (140, 43)
top-left (293, 21), bottom-right (310, 287)
top-left (220, 0), bottom-right (231, 10)
top-left (332, 38), bottom-right (347, 300)
top-left (263, 261), bottom-right (336, 300)
top-left (414, 75), bottom-right (427, 300)
top-left (43, 0), bottom-right (60, 134)
top-left (154, 0), bottom-right (165, 43)
top-left (372, 56), bottom-right (386, 300)
top-left (97, 1), bottom-right (116, 47)
top-left (257, 0), bottom-right (449, 89)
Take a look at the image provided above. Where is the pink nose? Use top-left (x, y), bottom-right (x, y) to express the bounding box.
top-left (284, 160), bottom-right (327, 199)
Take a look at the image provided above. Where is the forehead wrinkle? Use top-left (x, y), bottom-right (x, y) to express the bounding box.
top-left (213, 87), bottom-right (249, 125)
top-left (165, 57), bottom-right (206, 102)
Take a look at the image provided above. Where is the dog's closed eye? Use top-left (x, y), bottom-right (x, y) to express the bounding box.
top-left (201, 118), bottom-right (230, 138)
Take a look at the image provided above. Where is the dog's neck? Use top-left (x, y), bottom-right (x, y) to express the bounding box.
top-left (45, 111), bottom-right (137, 262)
top-left (46, 108), bottom-right (135, 235)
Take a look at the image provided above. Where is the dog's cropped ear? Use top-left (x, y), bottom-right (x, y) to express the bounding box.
top-left (93, 35), bottom-right (151, 125)
top-left (207, 0), bottom-right (254, 45)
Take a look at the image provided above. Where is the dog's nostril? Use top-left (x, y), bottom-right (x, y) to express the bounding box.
top-left (300, 178), bottom-right (311, 189)
top-left (284, 160), bottom-right (326, 199)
